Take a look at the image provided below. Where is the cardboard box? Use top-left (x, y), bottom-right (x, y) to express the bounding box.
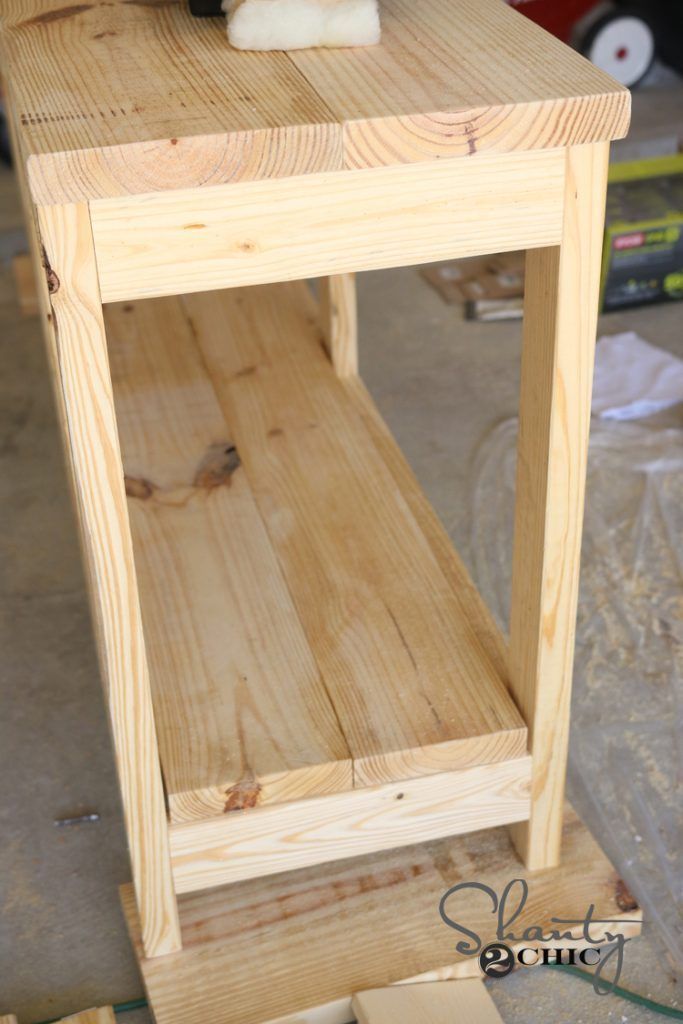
top-left (601, 154), bottom-right (683, 312)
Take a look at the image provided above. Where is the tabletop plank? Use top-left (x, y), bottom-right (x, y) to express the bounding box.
top-left (291, 0), bottom-right (631, 168)
top-left (1, 0), bottom-right (629, 205)
top-left (0, 0), bottom-right (341, 204)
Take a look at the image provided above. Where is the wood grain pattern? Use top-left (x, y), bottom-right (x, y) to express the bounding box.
top-left (183, 281), bottom-right (527, 787)
top-left (122, 805), bottom-right (641, 1024)
top-left (61, 1011), bottom-right (115, 1024)
top-left (344, 376), bottom-right (509, 688)
top-left (105, 296), bottom-right (352, 824)
top-left (36, 203), bottom-right (180, 959)
top-left (169, 757), bottom-right (531, 893)
top-left (509, 143), bottom-right (611, 869)
top-left (0, 0), bottom-right (340, 206)
top-left (353, 980), bottom-right (504, 1024)
top-left (0, 0), bottom-right (628, 205)
top-left (293, 0), bottom-right (630, 170)
top-left (319, 274), bottom-right (357, 377)
top-left (90, 148), bottom-right (565, 303)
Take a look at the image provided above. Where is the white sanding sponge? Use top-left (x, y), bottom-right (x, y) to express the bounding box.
top-left (224, 0), bottom-right (381, 51)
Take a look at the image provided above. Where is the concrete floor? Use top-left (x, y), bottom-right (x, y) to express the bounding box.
top-left (1, 75), bottom-right (682, 1024)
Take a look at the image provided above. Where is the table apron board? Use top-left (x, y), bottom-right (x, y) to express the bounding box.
top-left (169, 756), bottom-right (532, 894)
top-left (88, 147), bottom-right (566, 303)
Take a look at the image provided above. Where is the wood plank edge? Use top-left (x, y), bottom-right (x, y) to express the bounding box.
top-left (167, 756), bottom-right (532, 895)
top-left (167, 758), bottom-right (354, 824)
top-left (25, 122), bottom-right (345, 206)
top-left (341, 91), bottom-right (631, 170)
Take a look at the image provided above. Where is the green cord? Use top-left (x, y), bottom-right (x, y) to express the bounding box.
top-left (111, 1000), bottom-right (148, 1015)
top-left (29, 969), bottom-right (683, 1023)
top-left (549, 964), bottom-right (683, 1019)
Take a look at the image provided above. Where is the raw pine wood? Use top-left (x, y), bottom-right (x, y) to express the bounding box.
top-left (169, 757), bottom-right (531, 893)
top-left (90, 149), bottom-right (565, 303)
top-left (290, 0), bottom-right (630, 170)
top-left (0, 0), bottom-right (628, 206)
top-left (36, 204), bottom-right (180, 959)
top-left (344, 377), bottom-right (509, 687)
top-left (182, 281), bottom-right (527, 787)
top-left (122, 806), bottom-right (641, 1024)
top-left (319, 274), bottom-right (358, 377)
top-left (0, 1), bottom-right (341, 207)
top-left (61, 1012), bottom-right (115, 1024)
top-left (105, 297), bottom-right (352, 824)
top-left (509, 143), bottom-right (611, 870)
top-left (0, 1011), bottom-right (114, 1024)
top-left (3, 0), bottom-right (630, 972)
top-left (105, 282), bottom-right (525, 824)
top-left (353, 980), bottom-right (504, 1024)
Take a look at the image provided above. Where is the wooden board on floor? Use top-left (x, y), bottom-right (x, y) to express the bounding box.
top-left (121, 806), bottom-right (641, 1024)
top-left (61, 1011), bottom-right (115, 1024)
top-left (353, 980), bottom-right (504, 1024)
top-left (0, 0), bottom-right (628, 206)
top-left (107, 280), bottom-right (526, 824)
top-left (0, 1009), bottom-right (114, 1024)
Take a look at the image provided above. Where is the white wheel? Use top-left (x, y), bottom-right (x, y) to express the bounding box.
top-left (586, 14), bottom-right (655, 87)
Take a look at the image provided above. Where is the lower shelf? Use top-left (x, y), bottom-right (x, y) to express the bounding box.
top-left (105, 280), bottom-right (526, 826)
top-left (121, 805), bottom-right (642, 1024)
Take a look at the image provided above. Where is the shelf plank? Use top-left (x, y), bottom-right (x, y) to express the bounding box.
top-left (169, 757), bottom-right (531, 894)
top-left (108, 280), bottom-right (525, 824)
top-left (122, 805), bottom-right (642, 1024)
top-left (106, 297), bottom-right (353, 823)
top-left (182, 281), bottom-right (526, 787)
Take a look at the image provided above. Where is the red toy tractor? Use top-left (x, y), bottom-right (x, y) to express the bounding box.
top-left (508, 0), bottom-right (661, 87)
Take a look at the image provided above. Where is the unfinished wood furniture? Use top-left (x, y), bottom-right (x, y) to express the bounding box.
top-left (121, 806), bottom-right (641, 1024)
top-left (1, 0), bottom-right (631, 1015)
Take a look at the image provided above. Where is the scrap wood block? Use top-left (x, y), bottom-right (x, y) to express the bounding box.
top-left (0, 1012), bottom-right (114, 1024)
top-left (61, 1011), bottom-right (115, 1024)
top-left (353, 980), bottom-right (504, 1024)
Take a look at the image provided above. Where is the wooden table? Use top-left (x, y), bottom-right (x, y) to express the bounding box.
top-left (1, 1), bottom-right (632, 1018)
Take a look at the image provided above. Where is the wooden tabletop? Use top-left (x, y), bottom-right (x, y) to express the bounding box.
top-left (1, 0), bottom-right (630, 205)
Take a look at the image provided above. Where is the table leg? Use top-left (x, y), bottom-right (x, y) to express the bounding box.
top-left (509, 143), bottom-right (610, 870)
top-left (319, 273), bottom-right (358, 377)
top-left (37, 202), bottom-right (181, 957)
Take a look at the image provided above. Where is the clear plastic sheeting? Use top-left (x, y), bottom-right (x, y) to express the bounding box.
top-left (468, 418), bottom-right (683, 970)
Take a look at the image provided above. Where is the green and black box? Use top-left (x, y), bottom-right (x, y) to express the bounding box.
top-left (601, 154), bottom-right (683, 311)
